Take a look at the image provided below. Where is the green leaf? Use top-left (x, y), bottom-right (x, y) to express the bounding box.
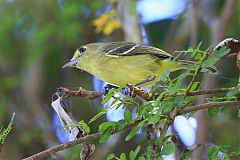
top-left (99, 126), bottom-right (113, 143)
top-left (102, 90), bottom-right (114, 104)
top-left (161, 101), bottom-right (174, 113)
top-left (129, 150), bottom-right (135, 160)
top-left (106, 153), bottom-right (115, 160)
top-left (162, 142), bottom-right (175, 155)
top-left (208, 107), bottom-right (220, 117)
top-left (160, 70), bottom-right (170, 82)
top-left (148, 115), bottom-right (160, 124)
top-left (168, 80), bottom-right (182, 96)
top-left (189, 82), bottom-right (200, 91)
top-left (174, 95), bottom-right (184, 108)
top-left (191, 41), bottom-right (202, 60)
top-left (124, 109), bottom-right (132, 123)
top-left (120, 153), bottom-right (127, 160)
top-left (138, 156), bottom-right (145, 160)
top-left (99, 121), bottom-right (117, 132)
top-left (223, 156), bottom-right (230, 160)
top-left (207, 146), bottom-right (219, 160)
top-left (110, 98), bottom-right (120, 107)
top-left (75, 120), bottom-right (90, 134)
top-left (169, 72), bottom-right (190, 95)
top-left (146, 146), bottom-right (151, 160)
top-left (154, 92), bottom-right (165, 108)
top-left (226, 86), bottom-right (240, 98)
top-left (125, 119), bottom-right (147, 141)
top-left (238, 110), bottom-right (240, 118)
top-left (0, 112), bottom-right (15, 144)
top-left (88, 110), bottom-right (106, 124)
top-left (183, 150), bottom-right (192, 159)
top-left (202, 47), bottom-right (230, 68)
top-left (134, 145), bottom-right (141, 157)
top-left (116, 120), bottom-right (126, 131)
top-left (219, 144), bottom-right (230, 152)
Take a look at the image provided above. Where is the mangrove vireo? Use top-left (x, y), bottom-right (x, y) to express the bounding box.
top-left (63, 42), bottom-right (217, 87)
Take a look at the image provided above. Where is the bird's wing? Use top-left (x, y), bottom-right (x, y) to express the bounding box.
top-left (104, 42), bottom-right (172, 59)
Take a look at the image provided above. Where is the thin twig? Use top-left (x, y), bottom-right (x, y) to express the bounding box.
top-left (23, 121), bottom-right (139, 160)
top-left (23, 133), bottom-right (101, 160)
top-left (177, 100), bottom-right (240, 114)
top-left (158, 108), bottom-right (178, 153)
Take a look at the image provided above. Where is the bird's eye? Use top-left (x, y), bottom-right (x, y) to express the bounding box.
top-left (79, 47), bottom-right (86, 53)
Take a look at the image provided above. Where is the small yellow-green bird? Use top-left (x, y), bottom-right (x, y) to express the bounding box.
top-left (63, 42), bottom-right (217, 87)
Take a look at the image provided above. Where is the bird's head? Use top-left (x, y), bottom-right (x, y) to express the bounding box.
top-left (62, 45), bottom-right (91, 69)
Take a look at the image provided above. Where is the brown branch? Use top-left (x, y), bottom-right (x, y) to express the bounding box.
top-left (177, 100), bottom-right (240, 115)
top-left (58, 86), bottom-right (237, 102)
top-left (181, 87), bottom-right (234, 97)
top-left (126, 84), bottom-right (152, 101)
top-left (23, 133), bottom-right (101, 160)
top-left (57, 87), bottom-right (103, 99)
top-left (23, 121), bottom-right (139, 160)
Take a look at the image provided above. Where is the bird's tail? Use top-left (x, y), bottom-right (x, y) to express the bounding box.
top-left (179, 60), bottom-right (219, 75)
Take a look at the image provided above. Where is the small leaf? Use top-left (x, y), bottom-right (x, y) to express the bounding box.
top-left (75, 120), bottom-right (90, 134)
top-left (120, 153), bottom-right (126, 160)
top-left (154, 92), bottom-right (165, 107)
top-left (134, 145), bottom-right (141, 157)
top-left (99, 122), bottom-right (117, 132)
top-left (168, 80), bottom-right (181, 96)
top-left (125, 119), bottom-right (147, 141)
top-left (191, 41), bottom-right (202, 60)
top-left (110, 98), bottom-right (120, 107)
top-left (226, 86), bottom-right (240, 98)
top-left (99, 126), bottom-right (113, 143)
top-left (202, 47), bottom-right (230, 68)
top-left (208, 107), bottom-right (219, 117)
top-left (161, 101), bottom-right (174, 113)
top-left (160, 70), bottom-right (170, 82)
top-left (129, 150), bottom-right (135, 160)
top-left (102, 90), bottom-right (114, 104)
top-left (116, 120), bottom-right (126, 131)
top-left (169, 72), bottom-right (190, 95)
top-left (89, 110), bottom-right (106, 124)
top-left (238, 110), bottom-right (240, 118)
top-left (146, 146), bottom-right (151, 159)
top-left (162, 142), bottom-right (175, 155)
top-left (138, 156), bottom-right (145, 160)
top-left (124, 109), bottom-right (132, 123)
top-left (148, 115), bottom-right (160, 124)
top-left (174, 95), bottom-right (184, 108)
top-left (125, 126), bottom-right (140, 141)
top-left (189, 82), bottom-right (200, 91)
top-left (219, 144), bottom-right (230, 152)
top-left (207, 146), bottom-right (219, 160)
top-left (106, 153), bottom-right (115, 160)
top-left (223, 156), bottom-right (230, 160)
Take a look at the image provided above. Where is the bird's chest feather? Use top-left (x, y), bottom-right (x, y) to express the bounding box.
top-left (84, 55), bottom-right (159, 86)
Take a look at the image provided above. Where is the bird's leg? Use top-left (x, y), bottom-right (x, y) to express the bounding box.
top-left (103, 84), bottom-right (119, 95)
top-left (123, 76), bottom-right (156, 96)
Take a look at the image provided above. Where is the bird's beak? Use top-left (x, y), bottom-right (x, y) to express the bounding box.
top-left (62, 59), bottom-right (78, 69)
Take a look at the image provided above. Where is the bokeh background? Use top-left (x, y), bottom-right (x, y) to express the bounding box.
top-left (0, 0), bottom-right (239, 159)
